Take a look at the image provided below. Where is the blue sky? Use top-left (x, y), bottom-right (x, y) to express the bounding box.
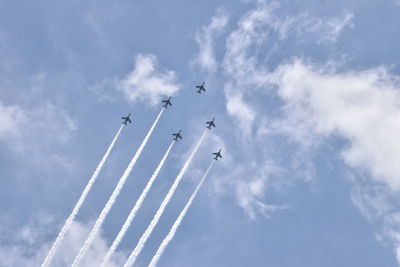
top-left (1, 0), bottom-right (400, 266)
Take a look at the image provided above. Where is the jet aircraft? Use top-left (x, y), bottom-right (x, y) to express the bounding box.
top-left (162, 96), bottom-right (172, 108)
top-left (213, 149), bottom-right (222, 160)
top-left (206, 118), bottom-right (216, 129)
top-left (121, 113), bottom-right (132, 125)
top-left (196, 81), bottom-right (206, 94)
top-left (172, 130), bottom-right (182, 141)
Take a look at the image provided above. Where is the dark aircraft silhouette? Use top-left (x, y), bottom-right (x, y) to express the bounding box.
top-left (121, 113), bottom-right (132, 125)
top-left (206, 118), bottom-right (215, 129)
top-left (162, 96), bottom-right (172, 108)
top-left (213, 149), bottom-right (222, 160)
top-left (172, 130), bottom-right (182, 141)
top-left (196, 81), bottom-right (206, 94)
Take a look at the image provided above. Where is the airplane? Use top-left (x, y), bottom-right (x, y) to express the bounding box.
top-left (196, 81), bottom-right (206, 94)
top-left (121, 113), bottom-right (132, 125)
top-left (162, 96), bottom-right (172, 108)
top-left (206, 118), bottom-right (215, 129)
top-left (172, 130), bottom-right (182, 141)
top-left (213, 149), bottom-right (222, 160)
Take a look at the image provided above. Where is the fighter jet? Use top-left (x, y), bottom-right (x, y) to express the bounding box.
top-left (121, 113), bottom-right (132, 125)
top-left (206, 118), bottom-right (216, 129)
top-left (213, 149), bottom-right (222, 160)
top-left (172, 130), bottom-right (182, 141)
top-left (162, 96), bottom-right (172, 108)
top-left (196, 81), bottom-right (206, 94)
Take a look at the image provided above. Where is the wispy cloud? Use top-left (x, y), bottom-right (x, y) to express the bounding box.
top-left (267, 60), bottom-right (400, 260)
top-left (117, 54), bottom-right (180, 106)
top-left (202, 0), bottom-right (355, 219)
top-left (220, 7), bottom-right (400, 259)
top-left (193, 9), bottom-right (400, 260)
top-left (0, 101), bottom-right (77, 154)
top-left (0, 215), bottom-right (125, 267)
top-left (221, 1), bottom-right (353, 137)
top-left (194, 10), bottom-right (229, 73)
top-left (318, 11), bottom-right (353, 42)
top-left (0, 102), bottom-right (26, 139)
top-left (351, 184), bottom-right (400, 263)
top-left (0, 97), bottom-right (77, 183)
top-left (235, 163), bottom-right (288, 219)
top-left (270, 60), bottom-right (400, 191)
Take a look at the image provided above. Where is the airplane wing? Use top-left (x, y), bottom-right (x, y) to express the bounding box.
top-left (128, 118), bottom-right (132, 123)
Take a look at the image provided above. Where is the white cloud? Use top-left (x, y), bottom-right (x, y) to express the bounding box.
top-left (0, 215), bottom-right (125, 267)
top-left (270, 60), bottom-right (400, 191)
top-left (0, 103), bottom-right (26, 139)
top-left (190, 0), bottom-right (356, 219)
top-left (221, 1), bottom-right (353, 137)
top-left (57, 221), bottom-right (125, 267)
top-left (0, 100), bottom-right (77, 176)
top-left (202, 129), bottom-right (287, 219)
top-left (205, 154), bottom-right (287, 220)
top-left (117, 54), bottom-right (180, 106)
top-left (223, 1), bottom-right (274, 83)
top-left (175, 120), bottom-right (284, 220)
top-left (194, 10), bottom-right (228, 73)
top-left (222, 1), bottom-right (353, 82)
top-left (0, 101), bottom-right (77, 154)
top-left (213, 0), bottom-right (397, 208)
top-left (265, 59), bottom-right (400, 263)
top-left (203, 1), bottom-right (355, 219)
top-left (222, 2), bottom-right (273, 137)
top-left (321, 11), bottom-right (353, 42)
top-left (235, 164), bottom-right (288, 219)
top-left (224, 85), bottom-right (256, 137)
top-left (194, 8), bottom-right (400, 264)
top-left (351, 184), bottom-right (400, 263)
top-left (284, 11), bottom-right (354, 43)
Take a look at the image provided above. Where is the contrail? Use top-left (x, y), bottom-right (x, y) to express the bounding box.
top-left (148, 160), bottom-right (215, 267)
top-left (72, 108), bottom-right (165, 267)
top-left (100, 140), bottom-right (176, 267)
top-left (41, 124), bottom-right (124, 267)
top-left (124, 129), bottom-right (208, 267)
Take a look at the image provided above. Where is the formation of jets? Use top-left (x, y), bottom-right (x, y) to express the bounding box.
top-left (122, 81), bottom-right (222, 160)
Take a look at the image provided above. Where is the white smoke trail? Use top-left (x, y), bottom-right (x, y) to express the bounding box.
top-left (100, 140), bottom-right (176, 267)
top-left (148, 160), bottom-right (215, 267)
top-left (72, 108), bottom-right (165, 267)
top-left (41, 124), bottom-right (124, 267)
top-left (124, 129), bottom-right (208, 267)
